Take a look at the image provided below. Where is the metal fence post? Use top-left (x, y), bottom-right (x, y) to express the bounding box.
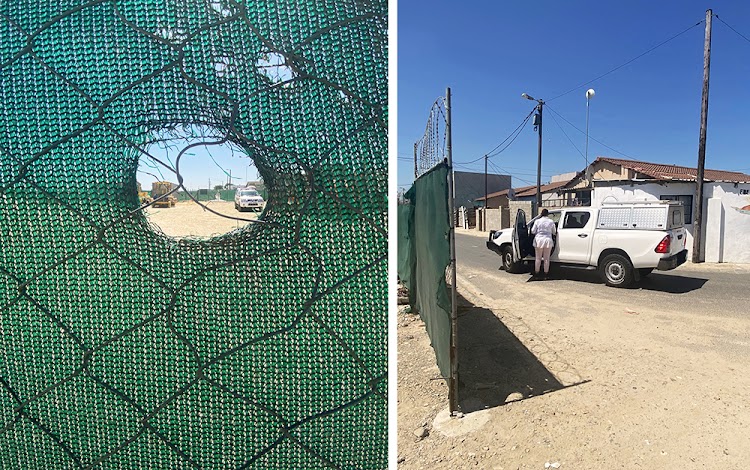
top-left (445, 87), bottom-right (459, 414)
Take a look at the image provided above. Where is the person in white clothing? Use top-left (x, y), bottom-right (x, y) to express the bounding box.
top-left (530, 208), bottom-right (556, 280)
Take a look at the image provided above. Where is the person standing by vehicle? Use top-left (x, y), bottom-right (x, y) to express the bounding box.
top-left (530, 208), bottom-right (556, 280)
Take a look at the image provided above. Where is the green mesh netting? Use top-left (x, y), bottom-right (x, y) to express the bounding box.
top-left (0, 1), bottom-right (387, 468)
top-left (396, 202), bottom-right (414, 305)
top-left (398, 163), bottom-right (451, 379)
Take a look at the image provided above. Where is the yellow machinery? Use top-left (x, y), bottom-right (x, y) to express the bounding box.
top-left (151, 181), bottom-right (178, 208)
top-left (136, 182), bottom-right (153, 205)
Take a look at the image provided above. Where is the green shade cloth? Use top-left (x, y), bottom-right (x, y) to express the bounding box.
top-left (398, 163), bottom-right (452, 379)
top-left (0, 0), bottom-right (387, 468)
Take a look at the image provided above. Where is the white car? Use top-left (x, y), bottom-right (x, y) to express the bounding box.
top-left (487, 202), bottom-right (688, 287)
top-left (234, 187), bottom-right (265, 212)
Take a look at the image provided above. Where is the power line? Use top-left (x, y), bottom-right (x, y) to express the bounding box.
top-left (487, 111), bottom-right (534, 159)
top-left (488, 160), bottom-right (536, 186)
top-left (453, 107), bottom-right (536, 164)
top-left (486, 108), bottom-right (536, 158)
top-left (545, 104), bottom-right (637, 161)
top-left (548, 19), bottom-right (704, 102)
top-left (546, 108), bottom-right (586, 161)
top-left (714, 14), bottom-right (750, 45)
top-left (453, 162), bottom-right (554, 178)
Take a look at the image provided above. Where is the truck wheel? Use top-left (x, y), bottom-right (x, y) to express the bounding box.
top-left (600, 254), bottom-right (634, 288)
top-left (639, 268), bottom-right (654, 277)
top-left (502, 246), bottom-right (522, 273)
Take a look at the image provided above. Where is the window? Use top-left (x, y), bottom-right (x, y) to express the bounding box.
top-left (672, 210), bottom-right (681, 226)
top-left (562, 211), bottom-right (591, 229)
top-left (660, 195), bottom-right (692, 224)
top-left (571, 189), bottom-right (591, 206)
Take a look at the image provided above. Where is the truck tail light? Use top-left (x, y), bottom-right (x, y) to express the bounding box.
top-left (655, 235), bottom-right (671, 253)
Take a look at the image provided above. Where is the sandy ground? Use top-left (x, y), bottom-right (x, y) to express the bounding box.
top-left (398, 260), bottom-right (750, 469)
top-left (143, 200), bottom-right (259, 238)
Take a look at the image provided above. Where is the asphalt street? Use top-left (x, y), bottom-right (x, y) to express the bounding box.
top-left (456, 231), bottom-right (750, 319)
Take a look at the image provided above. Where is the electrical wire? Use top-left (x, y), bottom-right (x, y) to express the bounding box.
top-left (546, 108), bottom-right (585, 160)
top-left (545, 104), bottom-right (637, 160)
top-left (453, 107), bottom-right (536, 164)
top-left (453, 162), bottom-right (551, 177)
top-left (488, 159), bottom-right (536, 186)
top-left (548, 19), bottom-right (704, 102)
top-left (714, 14), bottom-right (750, 45)
top-left (486, 111), bottom-right (534, 159)
top-left (486, 108), bottom-right (536, 158)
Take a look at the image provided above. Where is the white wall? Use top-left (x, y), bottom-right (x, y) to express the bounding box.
top-left (592, 182), bottom-right (696, 206)
top-left (705, 184), bottom-right (750, 263)
top-left (550, 172), bottom-right (577, 183)
top-left (592, 182), bottom-right (750, 263)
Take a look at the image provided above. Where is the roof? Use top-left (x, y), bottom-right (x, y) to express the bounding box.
top-left (514, 180), bottom-right (570, 197)
top-left (596, 157), bottom-right (750, 183)
top-left (475, 179), bottom-right (570, 201)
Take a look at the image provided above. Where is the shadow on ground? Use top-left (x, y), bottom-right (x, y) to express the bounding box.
top-left (548, 268), bottom-right (708, 293)
top-left (507, 264), bottom-right (708, 294)
top-left (456, 292), bottom-right (588, 413)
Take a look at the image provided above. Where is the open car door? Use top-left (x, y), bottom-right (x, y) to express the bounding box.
top-left (512, 208), bottom-right (529, 260)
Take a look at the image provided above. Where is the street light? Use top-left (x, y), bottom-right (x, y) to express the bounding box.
top-left (585, 89), bottom-right (595, 186)
top-left (522, 92), bottom-right (544, 215)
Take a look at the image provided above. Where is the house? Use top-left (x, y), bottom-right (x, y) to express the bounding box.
top-left (562, 157), bottom-right (750, 262)
top-left (473, 175), bottom-right (576, 231)
top-left (474, 178), bottom-right (574, 209)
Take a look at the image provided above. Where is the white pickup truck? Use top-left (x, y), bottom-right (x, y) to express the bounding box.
top-left (486, 201), bottom-right (689, 287)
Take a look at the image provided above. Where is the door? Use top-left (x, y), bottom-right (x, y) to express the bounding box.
top-left (512, 209), bottom-right (530, 260)
top-left (553, 210), bottom-right (595, 264)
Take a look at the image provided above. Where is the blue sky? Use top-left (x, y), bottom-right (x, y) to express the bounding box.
top-left (398, 1), bottom-right (750, 191)
top-left (136, 131), bottom-right (261, 191)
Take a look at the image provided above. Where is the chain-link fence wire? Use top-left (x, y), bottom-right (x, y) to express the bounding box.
top-left (0, 0), bottom-right (387, 468)
top-left (402, 93), bottom-right (458, 410)
top-left (399, 164), bottom-right (452, 380)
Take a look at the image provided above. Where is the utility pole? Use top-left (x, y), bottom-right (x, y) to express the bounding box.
top-left (484, 154), bottom-right (488, 229)
top-left (693, 8), bottom-right (712, 263)
top-left (522, 92), bottom-right (544, 216)
top-left (413, 142), bottom-right (418, 179)
top-left (535, 101), bottom-right (544, 216)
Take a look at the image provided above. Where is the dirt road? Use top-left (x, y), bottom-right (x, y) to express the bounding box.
top-left (397, 231), bottom-right (750, 469)
top-left (144, 200), bottom-right (258, 238)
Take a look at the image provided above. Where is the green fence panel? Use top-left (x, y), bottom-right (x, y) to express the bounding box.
top-left (397, 203), bottom-right (415, 305)
top-left (400, 163), bottom-right (452, 379)
top-left (0, 1), bottom-right (387, 468)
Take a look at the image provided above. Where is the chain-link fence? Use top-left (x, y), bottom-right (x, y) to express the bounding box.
top-left (399, 90), bottom-right (458, 412)
top-left (0, 0), bottom-right (387, 468)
